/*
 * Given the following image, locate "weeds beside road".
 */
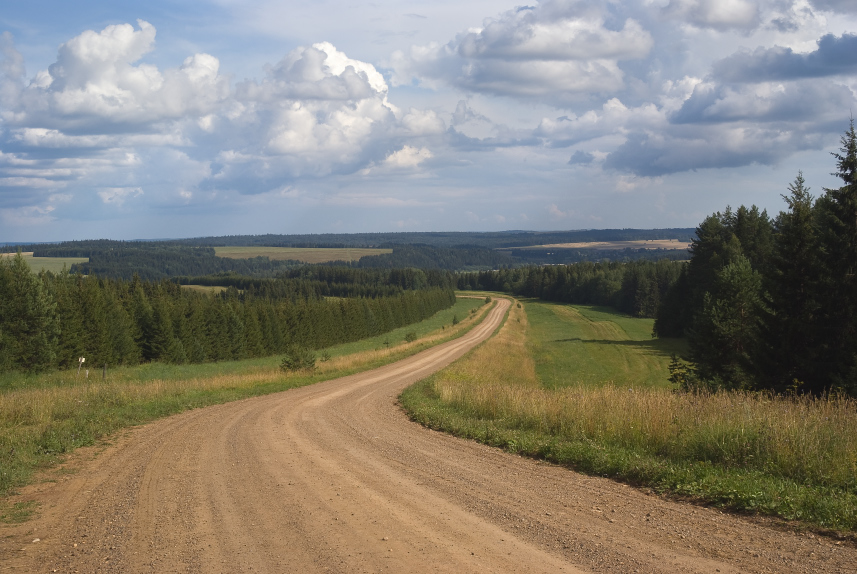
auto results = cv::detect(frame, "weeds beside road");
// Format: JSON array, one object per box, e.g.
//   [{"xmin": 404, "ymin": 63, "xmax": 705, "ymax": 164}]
[
  {"xmin": 0, "ymin": 297, "xmax": 488, "ymax": 519},
  {"xmin": 402, "ymin": 298, "xmax": 857, "ymax": 533}
]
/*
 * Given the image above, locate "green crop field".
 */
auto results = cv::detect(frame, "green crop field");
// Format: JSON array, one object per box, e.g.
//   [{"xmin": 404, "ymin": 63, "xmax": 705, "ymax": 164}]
[
  {"xmin": 0, "ymin": 252, "xmax": 88, "ymax": 274},
  {"xmin": 214, "ymin": 246, "xmax": 392, "ymax": 263}
]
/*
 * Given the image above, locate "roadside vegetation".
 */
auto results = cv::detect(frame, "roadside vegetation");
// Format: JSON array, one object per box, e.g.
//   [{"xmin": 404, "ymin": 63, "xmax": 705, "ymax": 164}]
[
  {"xmin": 0, "ymin": 296, "xmax": 489, "ymax": 519},
  {"xmin": 402, "ymin": 298, "xmax": 857, "ymax": 533}
]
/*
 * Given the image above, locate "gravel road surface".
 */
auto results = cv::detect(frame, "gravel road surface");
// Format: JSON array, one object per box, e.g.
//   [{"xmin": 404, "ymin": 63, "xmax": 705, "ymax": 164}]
[{"xmin": 2, "ymin": 298, "xmax": 855, "ymax": 573}]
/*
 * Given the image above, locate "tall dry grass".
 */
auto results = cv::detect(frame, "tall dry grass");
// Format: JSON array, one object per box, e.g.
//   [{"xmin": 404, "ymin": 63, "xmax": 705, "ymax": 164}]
[
  {"xmin": 0, "ymin": 299, "xmax": 493, "ymax": 503},
  {"xmin": 412, "ymin": 300, "xmax": 857, "ymax": 528}
]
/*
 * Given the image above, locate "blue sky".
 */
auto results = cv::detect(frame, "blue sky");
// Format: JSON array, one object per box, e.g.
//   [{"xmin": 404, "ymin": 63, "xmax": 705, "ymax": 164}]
[{"xmin": 1, "ymin": 0, "xmax": 856, "ymax": 241}]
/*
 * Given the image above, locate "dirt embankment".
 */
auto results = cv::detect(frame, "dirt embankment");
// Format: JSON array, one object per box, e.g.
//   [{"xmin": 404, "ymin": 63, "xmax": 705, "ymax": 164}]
[{"xmin": 2, "ymin": 298, "xmax": 855, "ymax": 573}]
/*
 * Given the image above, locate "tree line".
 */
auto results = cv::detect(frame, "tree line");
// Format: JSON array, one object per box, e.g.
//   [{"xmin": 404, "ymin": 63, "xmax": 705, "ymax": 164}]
[
  {"xmin": 0, "ymin": 255, "xmax": 456, "ymax": 374},
  {"xmin": 657, "ymin": 121, "xmax": 857, "ymax": 396},
  {"xmin": 457, "ymin": 259, "xmax": 683, "ymax": 319}
]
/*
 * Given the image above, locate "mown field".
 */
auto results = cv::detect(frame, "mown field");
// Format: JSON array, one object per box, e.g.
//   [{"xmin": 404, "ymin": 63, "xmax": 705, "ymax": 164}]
[
  {"xmin": 0, "ymin": 252, "xmax": 88, "ymax": 274},
  {"xmin": 0, "ymin": 296, "xmax": 487, "ymax": 521},
  {"xmin": 526, "ymin": 302, "xmax": 685, "ymax": 389},
  {"xmin": 402, "ymin": 298, "xmax": 857, "ymax": 533},
  {"xmin": 213, "ymin": 246, "xmax": 392, "ymax": 263}
]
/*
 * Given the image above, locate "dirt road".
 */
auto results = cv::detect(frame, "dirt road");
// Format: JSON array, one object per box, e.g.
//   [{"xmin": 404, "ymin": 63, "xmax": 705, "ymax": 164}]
[{"xmin": 2, "ymin": 298, "xmax": 855, "ymax": 573}]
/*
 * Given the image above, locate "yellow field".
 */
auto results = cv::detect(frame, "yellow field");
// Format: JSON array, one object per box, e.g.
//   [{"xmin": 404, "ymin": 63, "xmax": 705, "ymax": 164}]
[
  {"xmin": 214, "ymin": 246, "xmax": 392, "ymax": 263},
  {"xmin": 180, "ymin": 285, "xmax": 229, "ymax": 294},
  {"xmin": 510, "ymin": 240, "xmax": 691, "ymax": 251},
  {"xmin": 0, "ymin": 252, "xmax": 88, "ymax": 274}
]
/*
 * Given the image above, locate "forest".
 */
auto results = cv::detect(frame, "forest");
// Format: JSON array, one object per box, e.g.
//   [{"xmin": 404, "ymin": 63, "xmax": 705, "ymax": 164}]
[
  {"xmin": 469, "ymin": 122, "xmax": 857, "ymax": 397},
  {"xmin": 457, "ymin": 259, "xmax": 682, "ymax": 319},
  {"xmin": 2, "ymin": 228, "xmax": 696, "ymax": 279},
  {"xmin": 0, "ymin": 256, "xmax": 456, "ymax": 374}
]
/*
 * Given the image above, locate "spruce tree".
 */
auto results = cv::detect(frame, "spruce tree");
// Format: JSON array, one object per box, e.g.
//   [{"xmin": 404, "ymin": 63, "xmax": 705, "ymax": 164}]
[
  {"xmin": 0, "ymin": 253, "xmax": 60, "ymax": 371},
  {"xmin": 759, "ymin": 172, "xmax": 821, "ymax": 392},
  {"xmin": 814, "ymin": 119, "xmax": 857, "ymax": 392}
]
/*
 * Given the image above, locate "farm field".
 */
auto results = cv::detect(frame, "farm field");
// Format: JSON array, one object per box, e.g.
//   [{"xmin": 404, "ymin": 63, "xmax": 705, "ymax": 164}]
[
  {"xmin": 402, "ymin": 298, "xmax": 857, "ymax": 532},
  {"xmin": 179, "ymin": 284, "xmax": 229, "ymax": 294},
  {"xmin": 213, "ymin": 246, "xmax": 392, "ymax": 263},
  {"xmin": 0, "ymin": 252, "xmax": 88, "ymax": 274},
  {"xmin": 510, "ymin": 239, "xmax": 691, "ymax": 250}
]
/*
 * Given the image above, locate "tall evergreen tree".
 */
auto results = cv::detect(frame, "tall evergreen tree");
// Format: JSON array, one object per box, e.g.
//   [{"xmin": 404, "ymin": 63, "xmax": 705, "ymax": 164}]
[
  {"xmin": 0, "ymin": 254, "xmax": 60, "ymax": 371},
  {"xmin": 688, "ymin": 255, "xmax": 764, "ymax": 390},
  {"xmin": 814, "ymin": 119, "xmax": 857, "ymax": 392},
  {"xmin": 759, "ymin": 172, "xmax": 821, "ymax": 392}
]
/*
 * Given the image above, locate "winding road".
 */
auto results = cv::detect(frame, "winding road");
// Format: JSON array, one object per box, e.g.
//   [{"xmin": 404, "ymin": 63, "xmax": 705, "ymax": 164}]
[{"xmin": 2, "ymin": 298, "xmax": 855, "ymax": 573}]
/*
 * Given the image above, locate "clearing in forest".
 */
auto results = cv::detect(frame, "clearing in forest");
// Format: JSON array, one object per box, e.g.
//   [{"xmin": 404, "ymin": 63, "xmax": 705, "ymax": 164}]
[
  {"xmin": 0, "ymin": 252, "xmax": 88, "ymax": 274},
  {"xmin": 525, "ymin": 301, "xmax": 685, "ymax": 389},
  {"xmin": 214, "ymin": 246, "xmax": 392, "ymax": 263}
]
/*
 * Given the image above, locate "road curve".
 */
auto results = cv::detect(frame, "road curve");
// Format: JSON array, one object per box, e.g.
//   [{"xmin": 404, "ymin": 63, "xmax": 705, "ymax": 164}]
[{"xmin": 3, "ymin": 297, "xmax": 856, "ymax": 573}]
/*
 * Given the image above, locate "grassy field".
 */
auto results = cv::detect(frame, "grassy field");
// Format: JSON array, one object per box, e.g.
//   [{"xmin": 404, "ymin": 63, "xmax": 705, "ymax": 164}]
[
  {"xmin": 509, "ymin": 240, "xmax": 691, "ymax": 251},
  {"xmin": 0, "ymin": 296, "xmax": 486, "ymax": 521},
  {"xmin": 213, "ymin": 246, "xmax": 392, "ymax": 263},
  {"xmin": 402, "ymin": 298, "xmax": 857, "ymax": 533},
  {"xmin": 0, "ymin": 252, "xmax": 88, "ymax": 274},
  {"xmin": 526, "ymin": 302, "xmax": 685, "ymax": 389},
  {"xmin": 180, "ymin": 284, "xmax": 229, "ymax": 294}
]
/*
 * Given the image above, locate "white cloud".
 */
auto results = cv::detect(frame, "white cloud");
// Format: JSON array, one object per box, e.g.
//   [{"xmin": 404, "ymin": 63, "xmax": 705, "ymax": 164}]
[
  {"xmin": 11, "ymin": 21, "xmax": 228, "ymax": 128},
  {"xmin": 391, "ymin": 0, "xmax": 653, "ymax": 101},
  {"xmin": 383, "ymin": 145, "xmax": 433, "ymax": 169}
]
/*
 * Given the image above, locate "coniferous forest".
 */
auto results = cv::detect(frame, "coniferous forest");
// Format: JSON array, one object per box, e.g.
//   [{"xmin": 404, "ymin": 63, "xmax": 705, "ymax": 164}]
[
  {"xmin": 465, "ymin": 122, "xmax": 857, "ymax": 397},
  {"xmin": 0, "ymin": 257, "xmax": 455, "ymax": 374}
]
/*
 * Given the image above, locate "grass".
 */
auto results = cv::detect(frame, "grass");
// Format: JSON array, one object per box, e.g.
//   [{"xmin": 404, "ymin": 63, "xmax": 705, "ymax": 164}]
[
  {"xmin": 0, "ymin": 297, "xmax": 487, "ymax": 518},
  {"xmin": 213, "ymin": 246, "xmax": 392, "ymax": 263},
  {"xmin": 526, "ymin": 301, "xmax": 685, "ymax": 389},
  {"xmin": 401, "ymin": 298, "xmax": 857, "ymax": 533},
  {"xmin": 509, "ymin": 240, "xmax": 691, "ymax": 251},
  {"xmin": 0, "ymin": 252, "xmax": 88, "ymax": 274}
]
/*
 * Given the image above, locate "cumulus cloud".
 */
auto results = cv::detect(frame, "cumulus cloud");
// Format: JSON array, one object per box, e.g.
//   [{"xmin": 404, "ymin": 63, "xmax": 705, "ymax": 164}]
[
  {"xmin": 604, "ymin": 124, "xmax": 826, "ymax": 176},
  {"xmin": 391, "ymin": 0, "xmax": 653, "ymax": 101},
  {"xmin": 663, "ymin": 0, "xmax": 760, "ymax": 31},
  {"xmin": 224, "ymin": 42, "xmax": 405, "ymax": 179},
  {"xmin": 712, "ymin": 33, "xmax": 857, "ymax": 82},
  {"xmin": 672, "ymin": 78, "xmax": 855, "ymax": 124},
  {"xmin": 383, "ymin": 145, "xmax": 433, "ymax": 169},
  {"xmin": 9, "ymin": 20, "xmax": 228, "ymax": 130}
]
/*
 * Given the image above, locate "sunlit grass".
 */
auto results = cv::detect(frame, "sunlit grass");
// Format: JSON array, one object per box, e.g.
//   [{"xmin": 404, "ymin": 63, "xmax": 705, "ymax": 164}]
[
  {"xmin": 213, "ymin": 246, "xmax": 391, "ymax": 263},
  {"xmin": 0, "ymin": 297, "xmax": 488, "ymax": 509},
  {"xmin": 402, "ymin": 298, "xmax": 857, "ymax": 531}
]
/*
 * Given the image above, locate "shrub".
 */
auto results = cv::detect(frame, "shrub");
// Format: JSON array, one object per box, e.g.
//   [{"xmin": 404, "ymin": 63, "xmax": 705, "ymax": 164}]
[
  {"xmin": 404, "ymin": 332, "xmax": 418, "ymax": 343},
  {"xmin": 280, "ymin": 345, "xmax": 316, "ymax": 372}
]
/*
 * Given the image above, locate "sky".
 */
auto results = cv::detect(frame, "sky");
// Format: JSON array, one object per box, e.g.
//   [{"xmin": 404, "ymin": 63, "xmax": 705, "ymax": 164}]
[{"xmin": 1, "ymin": 0, "xmax": 856, "ymax": 242}]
